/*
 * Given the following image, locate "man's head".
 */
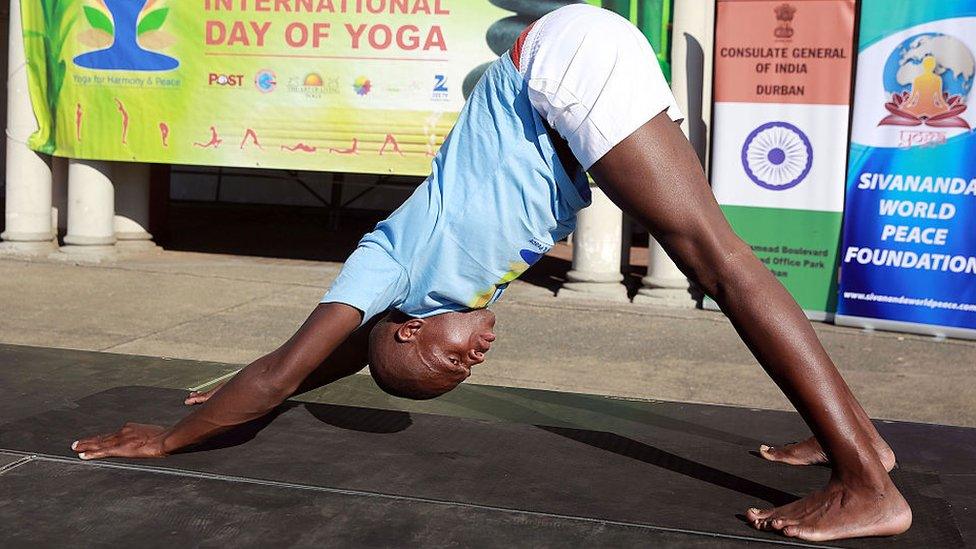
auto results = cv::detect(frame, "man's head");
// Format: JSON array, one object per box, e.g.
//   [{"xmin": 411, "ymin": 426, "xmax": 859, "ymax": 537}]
[{"xmin": 368, "ymin": 309, "xmax": 496, "ymax": 400}]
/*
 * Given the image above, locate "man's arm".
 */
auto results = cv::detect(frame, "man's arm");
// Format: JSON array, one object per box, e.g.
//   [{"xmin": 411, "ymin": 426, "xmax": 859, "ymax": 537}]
[{"xmin": 71, "ymin": 302, "xmax": 364, "ymax": 460}]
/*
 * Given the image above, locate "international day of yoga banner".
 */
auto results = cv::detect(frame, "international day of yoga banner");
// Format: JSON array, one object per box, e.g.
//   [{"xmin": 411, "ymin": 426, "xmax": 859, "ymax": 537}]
[
  {"xmin": 836, "ymin": 1, "xmax": 976, "ymax": 339},
  {"xmin": 21, "ymin": 0, "xmax": 589, "ymax": 176},
  {"xmin": 708, "ymin": 0, "xmax": 855, "ymax": 319}
]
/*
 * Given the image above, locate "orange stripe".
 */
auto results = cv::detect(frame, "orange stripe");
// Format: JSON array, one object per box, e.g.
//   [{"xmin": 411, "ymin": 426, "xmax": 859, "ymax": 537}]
[{"xmin": 713, "ymin": 0, "xmax": 855, "ymax": 105}]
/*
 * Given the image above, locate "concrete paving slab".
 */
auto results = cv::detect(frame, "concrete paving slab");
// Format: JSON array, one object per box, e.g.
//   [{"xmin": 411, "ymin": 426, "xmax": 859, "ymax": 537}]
[
  {"xmin": 104, "ymin": 285, "xmax": 324, "ymax": 363},
  {"xmin": 0, "ymin": 259, "xmax": 282, "ymax": 352},
  {"xmin": 484, "ymin": 301, "xmax": 976, "ymax": 426},
  {"xmin": 103, "ymin": 251, "xmax": 341, "ymax": 287}
]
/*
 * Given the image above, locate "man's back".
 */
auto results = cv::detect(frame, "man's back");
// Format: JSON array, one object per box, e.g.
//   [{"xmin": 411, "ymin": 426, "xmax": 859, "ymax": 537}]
[{"xmin": 324, "ymin": 54, "xmax": 589, "ymax": 323}]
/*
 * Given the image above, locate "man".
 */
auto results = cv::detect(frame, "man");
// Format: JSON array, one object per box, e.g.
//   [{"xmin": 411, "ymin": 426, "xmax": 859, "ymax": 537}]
[{"xmin": 72, "ymin": 5, "xmax": 910, "ymax": 542}]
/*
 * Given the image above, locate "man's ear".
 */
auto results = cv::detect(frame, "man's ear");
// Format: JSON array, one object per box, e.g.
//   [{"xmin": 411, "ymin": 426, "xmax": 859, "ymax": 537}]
[{"xmin": 395, "ymin": 318, "xmax": 424, "ymax": 342}]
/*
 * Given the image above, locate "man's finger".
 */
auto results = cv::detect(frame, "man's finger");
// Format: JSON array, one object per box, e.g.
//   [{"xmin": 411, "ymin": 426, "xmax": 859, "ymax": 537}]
[
  {"xmin": 77, "ymin": 437, "xmax": 136, "ymax": 460},
  {"xmin": 72, "ymin": 434, "xmax": 103, "ymax": 449},
  {"xmin": 77, "ymin": 446, "xmax": 117, "ymax": 460},
  {"xmin": 72, "ymin": 434, "xmax": 110, "ymax": 452},
  {"xmin": 73, "ymin": 432, "xmax": 122, "ymax": 453}
]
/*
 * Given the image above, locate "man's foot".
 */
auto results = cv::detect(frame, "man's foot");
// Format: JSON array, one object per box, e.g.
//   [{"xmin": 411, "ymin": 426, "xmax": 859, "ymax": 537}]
[
  {"xmin": 184, "ymin": 382, "xmax": 225, "ymax": 405},
  {"xmin": 759, "ymin": 436, "xmax": 896, "ymax": 472},
  {"xmin": 746, "ymin": 476, "xmax": 912, "ymax": 541}
]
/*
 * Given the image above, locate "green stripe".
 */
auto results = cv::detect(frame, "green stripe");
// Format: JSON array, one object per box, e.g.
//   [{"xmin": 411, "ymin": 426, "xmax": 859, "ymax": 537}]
[{"xmin": 720, "ymin": 205, "xmax": 843, "ymax": 313}]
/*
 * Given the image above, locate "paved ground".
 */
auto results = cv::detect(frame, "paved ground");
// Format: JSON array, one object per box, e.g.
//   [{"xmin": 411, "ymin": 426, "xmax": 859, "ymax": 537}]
[
  {"xmin": 1, "ymin": 250, "xmax": 974, "ymax": 428},
  {"xmin": 3, "ymin": 346, "xmax": 971, "ymax": 547}
]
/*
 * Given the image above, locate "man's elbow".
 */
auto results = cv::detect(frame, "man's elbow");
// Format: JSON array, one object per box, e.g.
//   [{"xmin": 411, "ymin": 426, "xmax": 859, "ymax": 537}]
[{"xmin": 250, "ymin": 352, "xmax": 305, "ymax": 404}]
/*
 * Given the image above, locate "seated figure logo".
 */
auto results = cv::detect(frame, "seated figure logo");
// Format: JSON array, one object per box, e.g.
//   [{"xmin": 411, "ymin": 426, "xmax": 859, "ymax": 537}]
[
  {"xmin": 74, "ymin": 0, "xmax": 178, "ymax": 71},
  {"xmin": 879, "ymin": 33, "xmax": 973, "ymax": 129}
]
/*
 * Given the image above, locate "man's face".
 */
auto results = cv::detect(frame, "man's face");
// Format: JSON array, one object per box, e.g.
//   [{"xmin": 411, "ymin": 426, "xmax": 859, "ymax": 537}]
[{"xmin": 415, "ymin": 308, "xmax": 497, "ymax": 388}]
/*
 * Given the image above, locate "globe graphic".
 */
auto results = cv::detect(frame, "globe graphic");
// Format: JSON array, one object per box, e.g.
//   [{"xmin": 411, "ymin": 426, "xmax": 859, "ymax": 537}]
[
  {"xmin": 882, "ymin": 33, "xmax": 974, "ymax": 99},
  {"xmin": 740, "ymin": 121, "xmax": 813, "ymax": 191}
]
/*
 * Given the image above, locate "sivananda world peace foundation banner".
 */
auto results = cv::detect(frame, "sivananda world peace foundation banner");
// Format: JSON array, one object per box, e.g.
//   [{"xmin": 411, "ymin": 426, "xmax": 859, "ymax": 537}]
[
  {"xmin": 20, "ymin": 0, "xmax": 592, "ymax": 176},
  {"xmin": 708, "ymin": 0, "xmax": 855, "ymax": 319},
  {"xmin": 836, "ymin": 1, "xmax": 976, "ymax": 339}
]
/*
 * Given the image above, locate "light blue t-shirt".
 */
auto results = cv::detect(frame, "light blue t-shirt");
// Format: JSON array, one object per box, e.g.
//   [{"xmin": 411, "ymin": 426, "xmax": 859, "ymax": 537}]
[{"xmin": 322, "ymin": 54, "xmax": 591, "ymax": 324}]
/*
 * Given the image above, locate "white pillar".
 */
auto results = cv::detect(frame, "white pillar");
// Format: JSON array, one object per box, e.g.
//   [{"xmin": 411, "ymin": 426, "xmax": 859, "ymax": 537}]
[
  {"xmin": 0, "ymin": 0, "xmax": 55, "ymax": 254},
  {"xmin": 671, "ymin": 0, "xmax": 716, "ymax": 168},
  {"xmin": 61, "ymin": 159, "xmax": 116, "ymax": 256},
  {"xmin": 114, "ymin": 162, "xmax": 157, "ymax": 251},
  {"xmin": 557, "ymin": 186, "xmax": 628, "ymax": 301},
  {"xmin": 634, "ymin": 0, "xmax": 715, "ymax": 308}
]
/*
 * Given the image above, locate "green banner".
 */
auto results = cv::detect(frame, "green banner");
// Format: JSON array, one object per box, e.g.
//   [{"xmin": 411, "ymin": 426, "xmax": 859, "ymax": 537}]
[
  {"xmin": 22, "ymin": 1, "xmax": 670, "ymax": 175},
  {"xmin": 722, "ymin": 205, "xmax": 842, "ymax": 313},
  {"xmin": 22, "ymin": 0, "xmax": 527, "ymax": 176},
  {"xmin": 601, "ymin": 0, "xmax": 672, "ymax": 80}
]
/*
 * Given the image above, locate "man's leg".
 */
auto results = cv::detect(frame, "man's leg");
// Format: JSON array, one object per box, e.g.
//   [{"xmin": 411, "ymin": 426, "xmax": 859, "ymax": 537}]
[{"xmin": 586, "ymin": 111, "xmax": 911, "ymax": 541}]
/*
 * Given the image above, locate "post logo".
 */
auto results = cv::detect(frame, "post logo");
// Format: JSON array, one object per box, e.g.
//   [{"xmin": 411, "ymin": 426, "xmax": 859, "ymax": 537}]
[
  {"xmin": 74, "ymin": 0, "xmax": 178, "ymax": 71},
  {"xmin": 879, "ymin": 33, "xmax": 973, "ymax": 130},
  {"xmin": 209, "ymin": 73, "xmax": 244, "ymax": 87},
  {"xmin": 255, "ymin": 69, "xmax": 277, "ymax": 93},
  {"xmin": 741, "ymin": 121, "xmax": 813, "ymax": 191}
]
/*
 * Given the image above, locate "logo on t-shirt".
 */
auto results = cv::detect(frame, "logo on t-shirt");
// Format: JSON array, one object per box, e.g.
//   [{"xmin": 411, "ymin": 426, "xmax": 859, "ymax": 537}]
[
  {"xmin": 520, "ymin": 238, "xmax": 551, "ymax": 265},
  {"xmin": 519, "ymin": 249, "xmax": 542, "ymax": 265}
]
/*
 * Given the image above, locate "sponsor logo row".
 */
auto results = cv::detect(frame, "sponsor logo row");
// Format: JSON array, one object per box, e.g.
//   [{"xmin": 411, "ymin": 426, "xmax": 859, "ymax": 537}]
[{"xmin": 208, "ymin": 71, "xmax": 452, "ymax": 102}]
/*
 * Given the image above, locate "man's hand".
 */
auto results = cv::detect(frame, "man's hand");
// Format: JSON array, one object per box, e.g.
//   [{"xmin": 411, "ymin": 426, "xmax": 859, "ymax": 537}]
[
  {"xmin": 71, "ymin": 423, "xmax": 170, "ymax": 460},
  {"xmin": 69, "ymin": 303, "xmax": 365, "ymax": 461}
]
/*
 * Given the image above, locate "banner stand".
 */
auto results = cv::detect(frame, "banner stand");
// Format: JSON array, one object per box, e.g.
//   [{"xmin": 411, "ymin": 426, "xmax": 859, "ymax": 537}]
[
  {"xmin": 836, "ymin": 0, "xmax": 976, "ymax": 340},
  {"xmin": 836, "ymin": 315, "xmax": 973, "ymax": 340},
  {"xmin": 707, "ymin": 0, "xmax": 857, "ymax": 320}
]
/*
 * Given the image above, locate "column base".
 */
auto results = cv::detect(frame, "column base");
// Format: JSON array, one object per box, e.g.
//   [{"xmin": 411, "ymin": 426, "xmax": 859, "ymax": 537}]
[
  {"xmin": 1, "ymin": 229, "xmax": 56, "ymax": 242},
  {"xmin": 63, "ymin": 233, "xmax": 117, "ymax": 246},
  {"xmin": 565, "ymin": 269, "xmax": 625, "ymax": 284},
  {"xmin": 115, "ymin": 238, "xmax": 161, "ymax": 254},
  {"xmin": 58, "ymin": 244, "xmax": 118, "ymax": 261},
  {"xmin": 639, "ymin": 275, "xmax": 689, "ymax": 290},
  {"xmin": 0, "ymin": 239, "xmax": 59, "ymax": 256},
  {"xmin": 633, "ymin": 287, "xmax": 697, "ymax": 308},
  {"xmin": 116, "ymin": 230, "xmax": 153, "ymax": 241},
  {"xmin": 556, "ymin": 281, "xmax": 630, "ymax": 302}
]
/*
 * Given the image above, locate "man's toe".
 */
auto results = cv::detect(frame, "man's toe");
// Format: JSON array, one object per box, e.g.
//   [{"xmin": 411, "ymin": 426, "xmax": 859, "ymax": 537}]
[
  {"xmin": 747, "ymin": 507, "xmax": 773, "ymax": 521},
  {"xmin": 781, "ymin": 525, "xmax": 810, "ymax": 539},
  {"xmin": 771, "ymin": 517, "xmax": 800, "ymax": 531}
]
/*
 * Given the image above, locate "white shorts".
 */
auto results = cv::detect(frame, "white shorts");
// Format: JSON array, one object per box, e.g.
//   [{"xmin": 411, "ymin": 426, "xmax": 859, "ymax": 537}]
[{"xmin": 511, "ymin": 4, "xmax": 683, "ymax": 170}]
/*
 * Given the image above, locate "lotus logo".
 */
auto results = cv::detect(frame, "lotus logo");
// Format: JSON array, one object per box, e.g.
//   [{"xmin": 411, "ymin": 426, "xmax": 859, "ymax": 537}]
[{"xmin": 74, "ymin": 0, "xmax": 179, "ymax": 71}]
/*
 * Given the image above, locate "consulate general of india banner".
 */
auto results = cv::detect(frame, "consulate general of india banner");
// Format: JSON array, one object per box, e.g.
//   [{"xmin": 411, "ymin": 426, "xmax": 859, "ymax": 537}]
[
  {"xmin": 20, "ymin": 0, "xmax": 565, "ymax": 176},
  {"xmin": 708, "ymin": 0, "xmax": 855, "ymax": 319},
  {"xmin": 836, "ymin": 1, "xmax": 976, "ymax": 339}
]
